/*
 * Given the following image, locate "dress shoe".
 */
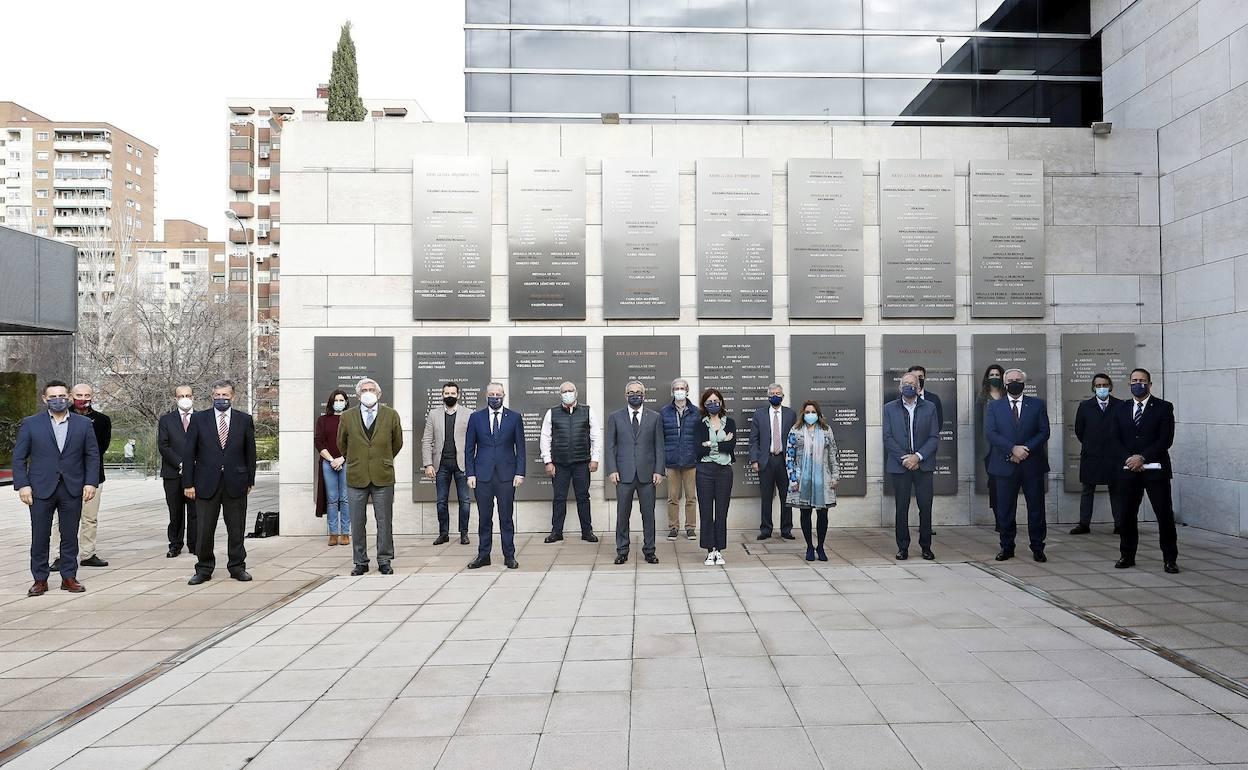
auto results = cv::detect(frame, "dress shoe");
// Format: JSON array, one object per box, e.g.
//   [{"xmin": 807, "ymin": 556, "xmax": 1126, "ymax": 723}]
[
  {"xmin": 1069, "ymin": 524, "xmax": 1091, "ymax": 535},
  {"xmin": 1114, "ymin": 558, "xmax": 1135, "ymax": 569},
  {"xmin": 379, "ymin": 563, "xmax": 393, "ymax": 575},
  {"xmin": 80, "ymin": 555, "xmax": 108, "ymax": 567},
  {"xmin": 614, "ymin": 554, "xmax": 628, "ymax": 565},
  {"xmin": 231, "ymin": 570, "xmax": 253, "ymax": 582},
  {"xmin": 582, "ymin": 533, "xmax": 599, "ymax": 543},
  {"xmin": 188, "ymin": 573, "xmax": 211, "ymax": 585},
  {"xmin": 757, "ymin": 532, "xmax": 771, "ymax": 540},
  {"xmin": 544, "ymin": 533, "xmax": 563, "ymax": 544},
  {"xmin": 1164, "ymin": 561, "xmax": 1180, "ymax": 574},
  {"xmin": 645, "ymin": 554, "xmax": 659, "ymax": 564},
  {"xmin": 816, "ymin": 547, "xmax": 828, "ymax": 562},
  {"xmin": 780, "ymin": 532, "xmax": 796, "ymax": 540},
  {"xmin": 329, "ymin": 535, "xmax": 339, "ymax": 546},
  {"xmin": 895, "ymin": 550, "xmax": 908, "ymax": 560},
  {"xmin": 468, "ymin": 555, "xmax": 492, "ymax": 569},
  {"xmin": 995, "ymin": 550, "xmax": 1014, "ymax": 561},
  {"xmin": 27, "ymin": 580, "xmax": 48, "ymax": 597},
  {"xmin": 459, "ymin": 533, "xmax": 470, "ymax": 545},
  {"xmin": 1033, "ymin": 552, "xmax": 1048, "ymax": 563},
  {"xmin": 433, "ymin": 533, "xmax": 450, "ymax": 545},
  {"xmin": 339, "ymin": 535, "xmax": 350, "ymax": 545},
  {"xmin": 59, "ymin": 578, "xmax": 85, "ymax": 593},
  {"xmin": 166, "ymin": 548, "xmax": 180, "ymax": 558},
  {"xmin": 921, "ymin": 549, "xmax": 935, "ymax": 561},
  {"xmin": 805, "ymin": 547, "xmax": 816, "ymax": 561},
  {"xmin": 505, "ymin": 557, "xmax": 519, "ymax": 569},
  {"xmin": 350, "ymin": 565, "xmax": 369, "ymax": 576}
]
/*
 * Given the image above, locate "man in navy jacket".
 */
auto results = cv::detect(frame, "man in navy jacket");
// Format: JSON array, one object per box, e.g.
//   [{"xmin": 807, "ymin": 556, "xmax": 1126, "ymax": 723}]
[
  {"xmin": 985, "ymin": 368, "xmax": 1051, "ymax": 562},
  {"xmin": 659, "ymin": 378, "xmax": 701, "ymax": 541},
  {"xmin": 465, "ymin": 382, "xmax": 526, "ymax": 570}
]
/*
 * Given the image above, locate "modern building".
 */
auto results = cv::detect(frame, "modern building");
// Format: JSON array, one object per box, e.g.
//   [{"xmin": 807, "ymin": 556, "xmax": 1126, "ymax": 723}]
[
  {"xmin": 131, "ymin": 219, "xmax": 227, "ymax": 310},
  {"xmin": 225, "ymin": 86, "xmax": 431, "ymax": 417},
  {"xmin": 465, "ymin": 0, "xmax": 1103, "ymax": 125}
]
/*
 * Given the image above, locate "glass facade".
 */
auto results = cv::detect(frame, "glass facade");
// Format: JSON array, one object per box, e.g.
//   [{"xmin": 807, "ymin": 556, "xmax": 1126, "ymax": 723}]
[{"xmin": 465, "ymin": 0, "xmax": 1102, "ymax": 125}]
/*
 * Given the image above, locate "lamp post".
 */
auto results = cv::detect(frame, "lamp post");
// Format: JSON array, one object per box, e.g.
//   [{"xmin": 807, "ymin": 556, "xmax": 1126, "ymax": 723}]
[{"xmin": 224, "ymin": 208, "xmax": 255, "ymax": 413}]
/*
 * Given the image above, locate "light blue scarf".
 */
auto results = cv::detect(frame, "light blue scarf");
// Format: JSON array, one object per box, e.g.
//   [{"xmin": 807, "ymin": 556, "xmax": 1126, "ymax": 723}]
[{"xmin": 798, "ymin": 426, "xmax": 826, "ymax": 508}]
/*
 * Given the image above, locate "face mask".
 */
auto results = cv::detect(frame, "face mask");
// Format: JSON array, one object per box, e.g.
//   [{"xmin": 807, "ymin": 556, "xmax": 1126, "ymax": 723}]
[
  {"xmin": 487, "ymin": 396, "xmax": 503, "ymax": 410},
  {"xmin": 627, "ymin": 394, "xmax": 644, "ymax": 408},
  {"xmin": 901, "ymin": 385, "xmax": 917, "ymax": 399},
  {"xmin": 1130, "ymin": 382, "xmax": 1149, "ymax": 398},
  {"xmin": 46, "ymin": 397, "xmax": 69, "ymax": 413},
  {"xmin": 769, "ymin": 395, "xmax": 783, "ymax": 407},
  {"xmin": 916, "ymin": 376, "xmax": 925, "ymax": 390},
  {"xmin": 333, "ymin": 400, "xmax": 347, "ymax": 413},
  {"xmin": 443, "ymin": 396, "xmax": 458, "ymax": 408},
  {"xmin": 73, "ymin": 399, "xmax": 91, "ymax": 410},
  {"xmin": 803, "ymin": 413, "xmax": 819, "ymax": 425},
  {"xmin": 672, "ymin": 389, "xmax": 687, "ymax": 401},
  {"xmin": 213, "ymin": 398, "xmax": 231, "ymax": 411},
  {"xmin": 359, "ymin": 392, "xmax": 379, "ymax": 407},
  {"xmin": 988, "ymin": 377, "xmax": 1003, "ymax": 389},
  {"xmin": 177, "ymin": 397, "xmax": 193, "ymax": 411},
  {"xmin": 560, "ymin": 392, "xmax": 577, "ymax": 405},
  {"xmin": 1005, "ymin": 381, "xmax": 1026, "ymax": 397},
  {"xmin": 705, "ymin": 401, "xmax": 721, "ymax": 415},
  {"xmin": 1094, "ymin": 386, "xmax": 1110, "ymax": 400}
]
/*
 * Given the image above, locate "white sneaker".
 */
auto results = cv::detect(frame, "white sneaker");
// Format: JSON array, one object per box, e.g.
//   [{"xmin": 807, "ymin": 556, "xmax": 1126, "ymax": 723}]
[
  {"xmin": 704, "ymin": 552, "xmax": 716, "ymax": 566},
  {"xmin": 713, "ymin": 550, "xmax": 725, "ymax": 566}
]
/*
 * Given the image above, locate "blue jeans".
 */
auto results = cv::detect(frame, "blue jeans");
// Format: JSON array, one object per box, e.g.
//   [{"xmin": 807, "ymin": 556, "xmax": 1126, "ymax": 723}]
[
  {"xmin": 321, "ymin": 460, "xmax": 349, "ymax": 534},
  {"xmin": 436, "ymin": 459, "xmax": 471, "ymax": 535}
]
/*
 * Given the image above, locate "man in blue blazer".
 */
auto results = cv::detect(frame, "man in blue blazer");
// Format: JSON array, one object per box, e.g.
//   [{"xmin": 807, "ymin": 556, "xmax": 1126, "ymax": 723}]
[
  {"xmin": 883, "ymin": 372, "xmax": 941, "ymax": 561},
  {"xmin": 464, "ymin": 382, "xmax": 526, "ymax": 570},
  {"xmin": 985, "ymin": 368, "xmax": 1051, "ymax": 562},
  {"xmin": 11, "ymin": 380, "xmax": 100, "ymax": 596},
  {"xmin": 749, "ymin": 383, "xmax": 797, "ymax": 540}
]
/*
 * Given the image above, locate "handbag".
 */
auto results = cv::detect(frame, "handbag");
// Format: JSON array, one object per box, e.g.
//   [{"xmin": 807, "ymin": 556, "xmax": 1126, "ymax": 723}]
[{"xmin": 247, "ymin": 510, "xmax": 280, "ymax": 538}]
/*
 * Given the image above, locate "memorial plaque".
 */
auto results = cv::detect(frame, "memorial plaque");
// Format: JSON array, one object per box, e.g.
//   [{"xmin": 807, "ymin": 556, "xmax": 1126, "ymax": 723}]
[
  {"xmin": 1061, "ymin": 333, "xmax": 1134, "ymax": 493},
  {"xmin": 602, "ymin": 160, "xmax": 680, "ymax": 319},
  {"xmin": 698, "ymin": 335, "xmax": 775, "ymax": 497},
  {"xmin": 879, "ymin": 160, "xmax": 956, "ymax": 318},
  {"xmin": 412, "ymin": 157, "xmax": 492, "ymax": 320},
  {"xmin": 312, "ymin": 337, "xmax": 394, "ymax": 419},
  {"xmin": 510, "ymin": 336, "xmax": 587, "ymax": 501},
  {"xmin": 602, "ymin": 336, "xmax": 682, "ymax": 500},
  {"xmin": 971, "ymin": 334, "xmax": 1048, "ymax": 493},
  {"xmin": 790, "ymin": 335, "xmax": 867, "ymax": 496},
  {"xmin": 971, "ymin": 160, "xmax": 1045, "ymax": 318},
  {"xmin": 411, "ymin": 337, "xmax": 492, "ymax": 502},
  {"xmin": 508, "ymin": 159, "xmax": 587, "ymax": 320},
  {"xmin": 696, "ymin": 159, "xmax": 774, "ymax": 319},
  {"xmin": 882, "ymin": 335, "xmax": 958, "ymax": 494},
  {"xmin": 788, "ymin": 159, "xmax": 865, "ymax": 319}
]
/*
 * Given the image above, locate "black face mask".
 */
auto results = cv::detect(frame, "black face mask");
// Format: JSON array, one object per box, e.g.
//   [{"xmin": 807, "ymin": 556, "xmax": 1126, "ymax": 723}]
[
  {"xmin": 443, "ymin": 396, "xmax": 458, "ymax": 408},
  {"xmin": 1005, "ymin": 381, "xmax": 1026, "ymax": 397},
  {"xmin": 987, "ymin": 377, "xmax": 1003, "ymax": 389}
]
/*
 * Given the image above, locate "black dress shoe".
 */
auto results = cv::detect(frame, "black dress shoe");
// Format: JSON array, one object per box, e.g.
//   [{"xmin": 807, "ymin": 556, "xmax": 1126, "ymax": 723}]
[
  {"xmin": 188, "ymin": 573, "xmax": 211, "ymax": 585},
  {"xmin": 544, "ymin": 533, "xmax": 563, "ymax": 544},
  {"xmin": 231, "ymin": 570, "xmax": 253, "ymax": 582},
  {"xmin": 780, "ymin": 532, "xmax": 796, "ymax": 540},
  {"xmin": 504, "ymin": 557, "xmax": 519, "ymax": 569},
  {"xmin": 614, "ymin": 554, "xmax": 628, "ymax": 565},
  {"xmin": 1033, "ymin": 552, "xmax": 1048, "ymax": 563},
  {"xmin": 80, "ymin": 555, "xmax": 108, "ymax": 567},
  {"xmin": 459, "ymin": 533, "xmax": 470, "ymax": 545},
  {"xmin": 166, "ymin": 549, "xmax": 180, "ymax": 558},
  {"xmin": 645, "ymin": 554, "xmax": 659, "ymax": 564},
  {"xmin": 468, "ymin": 555, "xmax": 492, "ymax": 569},
  {"xmin": 757, "ymin": 532, "xmax": 772, "ymax": 540},
  {"xmin": 1114, "ymin": 558, "xmax": 1135, "ymax": 569},
  {"xmin": 895, "ymin": 550, "xmax": 908, "ymax": 560},
  {"xmin": 351, "ymin": 565, "xmax": 369, "ymax": 576},
  {"xmin": 1164, "ymin": 561, "xmax": 1180, "ymax": 574},
  {"xmin": 433, "ymin": 533, "xmax": 450, "ymax": 545},
  {"xmin": 995, "ymin": 550, "xmax": 1014, "ymax": 561},
  {"xmin": 921, "ymin": 549, "xmax": 935, "ymax": 561},
  {"xmin": 582, "ymin": 533, "xmax": 599, "ymax": 543},
  {"xmin": 379, "ymin": 563, "xmax": 394, "ymax": 575},
  {"xmin": 1069, "ymin": 524, "xmax": 1091, "ymax": 535}
]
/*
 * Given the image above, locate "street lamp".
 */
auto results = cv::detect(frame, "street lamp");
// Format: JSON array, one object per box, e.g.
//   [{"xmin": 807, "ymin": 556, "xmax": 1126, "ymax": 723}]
[{"xmin": 224, "ymin": 208, "xmax": 255, "ymax": 413}]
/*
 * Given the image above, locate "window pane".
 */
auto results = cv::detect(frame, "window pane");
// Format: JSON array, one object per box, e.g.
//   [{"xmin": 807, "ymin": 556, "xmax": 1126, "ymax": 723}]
[
  {"xmin": 512, "ymin": 74, "xmax": 629, "ymax": 113},
  {"xmin": 1039, "ymin": 82, "xmax": 1101, "ymax": 126},
  {"xmin": 467, "ymin": 30, "xmax": 510, "ymax": 68},
  {"xmin": 631, "ymin": 76, "xmax": 747, "ymax": 114},
  {"xmin": 864, "ymin": 0, "xmax": 977, "ymax": 30},
  {"xmin": 630, "ymin": 0, "xmax": 747, "ymax": 27},
  {"xmin": 1039, "ymin": 0, "xmax": 1091, "ymax": 33},
  {"xmin": 512, "ymin": 0, "xmax": 629, "ymax": 24},
  {"xmin": 467, "ymin": 74, "xmax": 511, "ymax": 112},
  {"xmin": 977, "ymin": 38, "xmax": 1036, "ymax": 74},
  {"xmin": 748, "ymin": 78, "xmax": 864, "ymax": 116},
  {"xmin": 977, "ymin": 80, "xmax": 1036, "ymax": 117},
  {"xmin": 1037, "ymin": 38, "xmax": 1100, "ymax": 76},
  {"xmin": 630, "ymin": 33, "xmax": 746, "ymax": 71},
  {"xmin": 467, "ymin": 0, "xmax": 509, "ymax": 23},
  {"xmin": 866, "ymin": 37, "xmax": 973, "ymax": 74},
  {"xmin": 513, "ymin": 30, "xmax": 629, "ymax": 69},
  {"xmin": 748, "ymin": 34, "xmax": 863, "ymax": 72},
  {"xmin": 866, "ymin": 78, "xmax": 974, "ymax": 116},
  {"xmin": 747, "ymin": 0, "xmax": 862, "ymax": 28},
  {"xmin": 976, "ymin": 0, "xmax": 1037, "ymax": 32}
]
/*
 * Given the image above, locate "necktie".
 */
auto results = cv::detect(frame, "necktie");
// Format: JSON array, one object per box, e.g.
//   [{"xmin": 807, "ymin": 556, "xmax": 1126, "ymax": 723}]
[
  {"xmin": 1012, "ymin": 399, "xmax": 1021, "ymax": 424},
  {"xmin": 632, "ymin": 410, "xmax": 640, "ymax": 436},
  {"xmin": 906, "ymin": 408, "xmax": 914, "ymax": 454},
  {"xmin": 492, "ymin": 411, "xmax": 500, "ymax": 436},
  {"xmin": 1099, "ymin": 401, "xmax": 1106, "ymax": 412},
  {"xmin": 365, "ymin": 408, "xmax": 375, "ymax": 430},
  {"xmin": 1134, "ymin": 402, "xmax": 1143, "ymax": 426},
  {"xmin": 181, "ymin": 412, "xmax": 190, "ymax": 431},
  {"xmin": 772, "ymin": 410, "xmax": 781, "ymax": 453},
  {"xmin": 218, "ymin": 412, "xmax": 228, "ymax": 449}
]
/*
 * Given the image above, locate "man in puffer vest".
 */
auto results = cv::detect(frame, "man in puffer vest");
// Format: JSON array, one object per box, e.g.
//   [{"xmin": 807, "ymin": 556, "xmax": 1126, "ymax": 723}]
[{"xmin": 540, "ymin": 381, "xmax": 602, "ymax": 543}]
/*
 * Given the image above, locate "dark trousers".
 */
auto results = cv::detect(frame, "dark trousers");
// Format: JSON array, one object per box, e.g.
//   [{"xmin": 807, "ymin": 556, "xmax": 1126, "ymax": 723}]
[
  {"xmin": 800, "ymin": 507, "xmax": 828, "ymax": 550},
  {"xmin": 984, "ymin": 456, "xmax": 998, "ymax": 514},
  {"xmin": 615, "ymin": 479, "xmax": 657, "ymax": 556},
  {"xmin": 551, "ymin": 461, "xmax": 593, "ymax": 535},
  {"xmin": 995, "ymin": 473, "xmax": 1047, "ymax": 554},
  {"xmin": 892, "ymin": 470, "xmax": 933, "ymax": 552},
  {"xmin": 164, "ymin": 476, "xmax": 197, "ymax": 552},
  {"xmin": 476, "ymin": 477, "xmax": 516, "ymax": 559},
  {"xmin": 758, "ymin": 453, "xmax": 793, "ymax": 535},
  {"xmin": 696, "ymin": 463, "xmax": 732, "ymax": 551},
  {"xmin": 30, "ymin": 480, "xmax": 81, "ymax": 581},
  {"xmin": 195, "ymin": 486, "xmax": 248, "ymax": 577},
  {"xmin": 1119, "ymin": 476, "xmax": 1178, "ymax": 562},
  {"xmin": 1079, "ymin": 481, "xmax": 1122, "ymax": 527},
  {"xmin": 436, "ymin": 459, "xmax": 471, "ymax": 535}
]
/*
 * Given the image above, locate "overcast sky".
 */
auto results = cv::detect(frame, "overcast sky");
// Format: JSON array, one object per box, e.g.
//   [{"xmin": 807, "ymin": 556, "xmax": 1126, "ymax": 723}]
[{"xmin": 1, "ymin": 1, "xmax": 465, "ymax": 240}]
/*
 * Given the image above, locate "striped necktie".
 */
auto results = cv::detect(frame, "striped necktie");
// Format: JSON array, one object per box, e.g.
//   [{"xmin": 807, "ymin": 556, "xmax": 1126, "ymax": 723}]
[
  {"xmin": 1134, "ymin": 402, "xmax": 1143, "ymax": 426},
  {"xmin": 218, "ymin": 412, "xmax": 229, "ymax": 449}
]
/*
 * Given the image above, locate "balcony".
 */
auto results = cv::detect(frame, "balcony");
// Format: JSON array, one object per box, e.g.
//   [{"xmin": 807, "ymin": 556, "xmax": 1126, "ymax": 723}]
[
  {"xmin": 53, "ymin": 137, "xmax": 111, "ymax": 153},
  {"xmin": 53, "ymin": 176, "xmax": 112, "ymax": 190},
  {"xmin": 269, "ymin": 227, "xmax": 280, "ymax": 244},
  {"xmin": 54, "ymin": 196, "xmax": 111, "ymax": 209},
  {"xmin": 228, "ymin": 227, "xmax": 255, "ymax": 244},
  {"xmin": 229, "ymin": 174, "xmax": 254, "ymax": 192},
  {"xmin": 56, "ymin": 156, "xmax": 111, "ymax": 170},
  {"xmin": 54, "ymin": 213, "xmax": 111, "ymax": 228},
  {"xmin": 229, "ymin": 201, "xmax": 254, "ymax": 219}
]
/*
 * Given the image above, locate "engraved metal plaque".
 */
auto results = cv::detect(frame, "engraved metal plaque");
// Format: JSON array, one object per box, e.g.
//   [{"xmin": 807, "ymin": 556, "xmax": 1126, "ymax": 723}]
[
  {"xmin": 411, "ymin": 337, "xmax": 492, "ymax": 502},
  {"xmin": 696, "ymin": 159, "xmax": 774, "ymax": 319},
  {"xmin": 1060, "ymin": 333, "xmax": 1134, "ymax": 493},
  {"xmin": 882, "ymin": 334, "xmax": 958, "ymax": 495},
  {"xmin": 602, "ymin": 160, "xmax": 680, "ymax": 319},
  {"xmin": 788, "ymin": 159, "xmax": 865, "ymax": 319},
  {"xmin": 602, "ymin": 335, "xmax": 682, "ymax": 500},
  {"xmin": 971, "ymin": 160, "xmax": 1045, "ymax": 318},
  {"xmin": 879, "ymin": 160, "xmax": 956, "ymax": 318},
  {"xmin": 508, "ymin": 159, "xmax": 587, "ymax": 320},
  {"xmin": 510, "ymin": 336, "xmax": 587, "ymax": 500},
  {"xmin": 971, "ymin": 334, "xmax": 1048, "ymax": 493},
  {"xmin": 312, "ymin": 336, "xmax": 394, "ymax": 419},
  {"xmin": 412, "ymin": 157, "xmax": 492, "ymax": 320},
  {"xmin": 698, "ymin": 335, "xmax": 776, "ymax": 496},
  {"xmin": 789, "ymin": 335, "xmax": 867, "ymax": 496}
]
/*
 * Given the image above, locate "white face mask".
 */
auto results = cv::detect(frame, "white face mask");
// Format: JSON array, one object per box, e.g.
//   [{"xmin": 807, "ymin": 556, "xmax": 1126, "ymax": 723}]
[
  {"xmin": 176, "ymin": 397, "xmax": 193, "ymax": 411},
  {"xmin": 333, "ymin": 400, "xmax": 347, "ymax": 412},
  {"xmin": 560, "ymin": 392, "xmax": 577, "ymax": 405},
  {"xmin": 672, "ymin": 389, "xmax": 687, "ymax": 401},
  {"xmin": 359, "ymin": 392, "xmax": 379, "ymax": 407}
]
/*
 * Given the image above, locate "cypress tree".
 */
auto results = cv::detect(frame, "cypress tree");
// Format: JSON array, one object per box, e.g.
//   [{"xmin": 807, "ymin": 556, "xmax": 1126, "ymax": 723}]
[{"xmin": 327, "ymin": 21, "xmax": 366, "ymax": 121}]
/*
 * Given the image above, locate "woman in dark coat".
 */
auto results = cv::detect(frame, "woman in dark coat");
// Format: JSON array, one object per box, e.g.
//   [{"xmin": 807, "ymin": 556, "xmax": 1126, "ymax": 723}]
[
  {"xmin": 315, "ymin": 389, "xmax": 350, "ymax": 545},
  {"xmin": 976, "ymin": 364, "xmax": 1005, "ymax": 530}
]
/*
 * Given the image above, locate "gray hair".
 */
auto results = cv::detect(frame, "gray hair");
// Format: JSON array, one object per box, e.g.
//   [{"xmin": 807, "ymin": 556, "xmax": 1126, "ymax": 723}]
[
  {"xmin": 355, "ymin": 377, "xmax": 381, "ymax": 393},
  {"xmin": 210, "ymin": 378, "xmax": 235, "ymax": 393},
  {"xmin": 767, "ymin": 382, "xmax": 783, "ymax": 392},
  {"xmin": 486, "ymin": 381, "xmax": 505, "ymax": 393},
  {"xmin": 671, "ymin": 378, "xmax": 689, "ymax": 391},
  {"xmin": 625, "ymin": 380, "xmax": 645, "ymax": 393},
  {"xmin": 1003, "ymin": 368, "xmax": 1026, "ymax": 380}
]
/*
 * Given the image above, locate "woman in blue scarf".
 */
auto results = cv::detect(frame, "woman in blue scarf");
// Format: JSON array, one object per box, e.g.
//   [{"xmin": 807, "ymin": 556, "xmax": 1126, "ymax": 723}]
[{"xmin": 785, "ymin": 401, "xmax": 840, "ymax": 561}]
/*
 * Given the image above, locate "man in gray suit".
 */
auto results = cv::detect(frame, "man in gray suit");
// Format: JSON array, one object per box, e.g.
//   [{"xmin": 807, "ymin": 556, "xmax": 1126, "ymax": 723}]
[
  {"xmin": 606, "ymin": 381, "xmax": 666, "ymax": 565},
  {"xmin": 422, "ymin": 382, "xmax": 473, "ymax": 545},
  {"xmin": 883, "ymin": 372, "xmax": 941, "ymax": 561}
]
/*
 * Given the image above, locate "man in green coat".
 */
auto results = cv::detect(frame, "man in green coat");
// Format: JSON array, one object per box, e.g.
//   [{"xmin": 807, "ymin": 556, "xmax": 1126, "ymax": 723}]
[{"xmin": 337, "ymin": 377, "xmax": 404, "ymax": 575}]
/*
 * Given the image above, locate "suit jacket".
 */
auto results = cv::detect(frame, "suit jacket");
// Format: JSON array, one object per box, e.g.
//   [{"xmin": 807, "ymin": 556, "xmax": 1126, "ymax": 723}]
[
  {"xmin": 749, "ymin": 405, "xmax": 797, "ymax": 464},
  {"xmin": 464, "ymin": 408, "xmax": 526, "ymax": 483},
  {"xmin": 882, "ymin": 398, "xmax": 940, "ymax": 474},
  {"xmin": 337, "ymin": 405, "xmax": 404, "ymax": 488},
  {"xmin": 604, "ymin": 407, "xmax": 665, "ymax": 483},
  {"xmin": 157, "ymin": 410, "xmax": 192, "ymax": 479},
  {"xmin": 985, "ymin": 395, "xmax": 1051, "ymax": 479},
  {"xmin": 1075, "ymin": 396, "xmax": 1123, "ymax": 485},
  {"xmin": 421, "ymin": 406, "xmax": 471, "ymax": 472},
  {"xmin": 12, "ymin": 411, "xmax": 101, "ymax": 499},
  {"xmin": 919, "ymin": 390, "xmax": 944, "ymax": 429},
  {"xmin": 1109, "ymin": 396, "xmax": 1175, "ymax": 480},
  {"xmin": 182, "ymin": 408, "xmax": 257, "ymax": 499}
]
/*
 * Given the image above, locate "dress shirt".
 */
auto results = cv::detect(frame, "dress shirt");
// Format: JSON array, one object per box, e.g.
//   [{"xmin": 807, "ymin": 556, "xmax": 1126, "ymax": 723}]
[
  {"xmin": 900, "ymin": 398, "xmax": 923, "ymax": 461},
  {"xmin": 49, "ymin": 411, "xmax": 69, "ymax": 452},
  {"xmin": 179, "ymin": 408, "xmax": 193, "ymax": 430},
  {"xmin": 539, "ymin": 403, "xmax": 603, "ymax": 464},
  {"xmin": 769, "ymin": 406, "xmax": 784, "ymax": 453},
  {"xmin": 361, "ymin": 403, "xmax": 377, "ymax": 429}
]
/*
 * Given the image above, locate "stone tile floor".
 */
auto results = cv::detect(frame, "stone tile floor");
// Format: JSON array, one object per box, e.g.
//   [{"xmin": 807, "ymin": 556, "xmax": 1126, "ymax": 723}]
[{"xmin": 2, "ymin": 477, "xmax": 1248, "ymax": 768}]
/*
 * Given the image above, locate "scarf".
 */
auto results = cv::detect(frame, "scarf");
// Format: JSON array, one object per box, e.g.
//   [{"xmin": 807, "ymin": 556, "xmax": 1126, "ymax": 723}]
[{"xmin": 798, "ymin": 426, "xmax": 826, "ymax": 508}]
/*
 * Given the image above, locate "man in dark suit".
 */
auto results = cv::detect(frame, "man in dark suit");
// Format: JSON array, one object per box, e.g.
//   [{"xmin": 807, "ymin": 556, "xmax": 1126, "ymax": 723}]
[
  {"xmin": 158, "ymin": 385, "xmax": 197, "ymax": 557},
  {"xmin": 606, "ymin": 381, "xmax": 666, "ymax": 565},
  {"xmin": 1110, "ymin": 368, "xmax": 1179, "ymax": 573},
  {"xmin": 750, "ymin": 383, "xmax": 797, "ymax": 540},
  {"xmin": 985, "ymin": 368, "xmax": 1051, "ymax": 562},
  {"xmin": 12, "ymin": 380, "xmax": 100, "ymax": 596},
  {"xmin": 1071, "ymin": 373, "xmax": 1122, "ymax": 535},
  {"xmin": 908, "ymin": 365, "xmax": 944, "ymax": 429},
  {"xmin": 883, "ymin": 372, "xmax": 941, "ymax": 561},
  {"xmin": 465, "ymin": 382, "xmax": 526, "ymax": 570},
  {"xmin": 183, "ymin": 379, "xmax": 257, "ymax": 585}
]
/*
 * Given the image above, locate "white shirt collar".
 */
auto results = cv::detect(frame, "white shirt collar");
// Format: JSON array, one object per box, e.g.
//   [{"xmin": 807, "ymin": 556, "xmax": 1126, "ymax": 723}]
[{"xmin": 1134, "ymin": 396, "xmax": 1150, "ymax": 409}]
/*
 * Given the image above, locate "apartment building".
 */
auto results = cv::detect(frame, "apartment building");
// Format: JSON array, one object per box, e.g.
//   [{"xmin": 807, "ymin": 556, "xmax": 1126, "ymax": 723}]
[{"xmin": 131, "ymin": 219, "xmax": 226, "ymax": 310}]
